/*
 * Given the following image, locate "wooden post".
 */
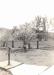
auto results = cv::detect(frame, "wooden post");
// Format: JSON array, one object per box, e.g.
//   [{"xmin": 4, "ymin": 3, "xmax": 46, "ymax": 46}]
[{"xmin": 8, "ymin": 47, "xmax": 11, "ymax": 65}]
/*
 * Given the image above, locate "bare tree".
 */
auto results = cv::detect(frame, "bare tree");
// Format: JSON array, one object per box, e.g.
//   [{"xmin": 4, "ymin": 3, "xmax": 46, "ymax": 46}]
[
  {"xmin": 17, "ymin": 23, "xmax": 34, "ymax": 52},
  {"xmin": 11, "ymin": 26, "xmax": 19, "ymax": 48},
  {"xmin": 0, "ymin": 29, "xmax": 11, "ymax": 47},
  {"xmin": 32, "ymin": 16, "xmax": 47, "ymax": 49},
  {"xmin": 42, "ymin": 17, "xmax": 48, "ymax": 40}
]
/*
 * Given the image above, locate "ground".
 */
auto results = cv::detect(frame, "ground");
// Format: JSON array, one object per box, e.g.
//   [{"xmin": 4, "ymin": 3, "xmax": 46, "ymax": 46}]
[
  {"xmin": 0, "ymin": 38, "xmax": 54, "ymax": 66},
  {"xmin": 0, "ymin": 67, "xmax": 12, "ymax": 75}
]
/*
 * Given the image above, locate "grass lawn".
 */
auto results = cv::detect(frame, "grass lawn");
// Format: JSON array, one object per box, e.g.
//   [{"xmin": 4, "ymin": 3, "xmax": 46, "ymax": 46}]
[{"xmin": 0, "ymin": 38, "xmax": 54, "ymax": 66}]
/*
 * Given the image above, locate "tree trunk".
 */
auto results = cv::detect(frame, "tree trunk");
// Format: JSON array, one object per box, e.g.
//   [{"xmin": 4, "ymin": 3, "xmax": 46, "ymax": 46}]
[
  {"xmin": 37, "ymin": 40, "xmax": 39, "ymax": 49},
  {"xmin": 12, "ymin": 40, "xmax": 14, "ymax": 48},
  {"xmin": 23, "ymin": 44, "xmax": 26, "ymax": 52},
  {"xmin": 28, "ymin": 43, "xmax": 31, "ymax": 49},
  {"xmin": 3, "ymin": 41, "xmax": 6, "ymax": 47},
  {"xmin": 23, "ymin": 40, "xmax": 27, "ymax": 52},
  {"xmin": 44, "ymin": 32, "xmax": 48, "ymax": 41}
]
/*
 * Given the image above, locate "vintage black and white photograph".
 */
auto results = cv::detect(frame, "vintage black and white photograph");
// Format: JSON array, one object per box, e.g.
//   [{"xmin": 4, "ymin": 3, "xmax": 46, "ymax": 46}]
[{"xmin": 0, "ymin": 0, "xmax": 54, "ymax": 75}]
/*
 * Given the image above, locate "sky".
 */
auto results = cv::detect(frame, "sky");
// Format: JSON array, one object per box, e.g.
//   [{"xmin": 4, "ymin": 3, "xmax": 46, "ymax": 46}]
[{"xmin": 0, "ymin": 0, "xmax": 54, "ymax": 30}]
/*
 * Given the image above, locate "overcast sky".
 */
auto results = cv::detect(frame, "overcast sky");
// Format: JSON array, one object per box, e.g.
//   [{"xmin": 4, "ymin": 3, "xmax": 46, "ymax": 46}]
[{"xmin": 0, "ymin": 0, "xmax": 54, "ymax": 29}]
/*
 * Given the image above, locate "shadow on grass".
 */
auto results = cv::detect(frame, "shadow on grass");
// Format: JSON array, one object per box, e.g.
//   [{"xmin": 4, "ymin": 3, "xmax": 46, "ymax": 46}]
[{"xmin": 0, "ymin": 67, "xmax": 13, "ymax": 75}]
